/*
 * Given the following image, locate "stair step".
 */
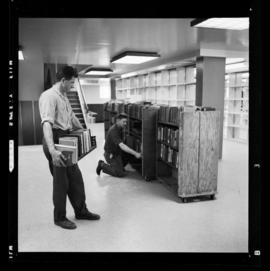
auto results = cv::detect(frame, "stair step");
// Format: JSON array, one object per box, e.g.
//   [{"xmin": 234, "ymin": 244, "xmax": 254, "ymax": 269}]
[
  {"xmin": 76, "ymin": 113, "xmax": 84, "ymax": 118},
  {"xmin": 73, "ymin": 109, "xmax": 83, "ymax": 113},
  {"xmin": 70, "ymin": 102, "xmax": 81, "ymax": 106},
  {"xmin": 68, "ymin": 97, "xmax": 80, "ymax": 102},
  {"xmin": 67, "ymin": 92, "xmax": 78, "ymax": 96},
  {"xmin": 67, "ymin": 96, "xmax": 79, "ymax": 100}
]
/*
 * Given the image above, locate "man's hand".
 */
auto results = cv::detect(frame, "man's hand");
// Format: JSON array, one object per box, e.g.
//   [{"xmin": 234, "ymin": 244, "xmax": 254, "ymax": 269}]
[
  {"xmin": 50, "ymin": 149, "xmax": 67, "ymax": 167},
  {"xmin": 134, "ymin": 152, "xmax": 141, "ymax": 159}
]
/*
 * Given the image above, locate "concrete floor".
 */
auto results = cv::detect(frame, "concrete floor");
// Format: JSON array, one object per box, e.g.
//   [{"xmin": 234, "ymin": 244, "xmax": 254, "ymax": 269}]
[{"xmin": 18, "ymin": 123, "xmax": 248, "ymax": 252}]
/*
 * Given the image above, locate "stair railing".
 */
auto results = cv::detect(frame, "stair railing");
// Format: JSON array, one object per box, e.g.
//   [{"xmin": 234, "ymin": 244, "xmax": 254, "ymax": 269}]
[{"xmin": 75, "ymin": 77, "xmax": 89, "ymax": 128}]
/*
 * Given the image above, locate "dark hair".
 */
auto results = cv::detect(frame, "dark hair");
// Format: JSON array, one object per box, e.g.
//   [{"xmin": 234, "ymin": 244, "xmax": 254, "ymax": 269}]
[
  {"xmin": 116, "ymin": 113, "xmax": 128, "ymax": 120},
  {"xmin": 56, "ymin": 66, "xmax": 78, "ymax": 82}
]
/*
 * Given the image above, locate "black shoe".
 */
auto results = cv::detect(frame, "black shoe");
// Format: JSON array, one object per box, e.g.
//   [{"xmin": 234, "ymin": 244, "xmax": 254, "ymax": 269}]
[
  {"xmin": 96, "ymin": 160, "xmax": 104, "ymax": 175},
  {"xmin": 54, "ymin": 218, "xmax": 77, "ymax": 229},
  {"xmin": 76, "ymin": 211, "xmax": 101, "ymax": 220}
]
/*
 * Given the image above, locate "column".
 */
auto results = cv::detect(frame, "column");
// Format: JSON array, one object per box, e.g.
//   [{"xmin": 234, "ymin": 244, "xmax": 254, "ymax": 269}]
[{"xmin": 196, "ymin": 56, "xmax": 226, "ymax": 159}]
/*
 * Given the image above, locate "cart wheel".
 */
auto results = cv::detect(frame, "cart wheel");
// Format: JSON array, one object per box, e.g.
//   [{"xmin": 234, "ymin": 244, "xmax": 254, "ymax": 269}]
[
  {"xmin": 182, "ymin": 198, "xmax": 187, "ymax": 203},
  {"xmin": 210, "ymin": 194, "xmax": 215, "ymax": 200}
]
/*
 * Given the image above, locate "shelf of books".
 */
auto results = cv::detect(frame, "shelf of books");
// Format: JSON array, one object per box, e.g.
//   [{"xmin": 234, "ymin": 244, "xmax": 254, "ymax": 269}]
[
  {"xmin": 103, "ymin": 100, "xmax": 126, "ymax": 138},
  {"xmin": 115, "ymin": 65, "xmax": 196, "ymax": 106},
  {"xmin": 223, "ymin": 72, "xmax": 249, "ymax": 143},
  {"xmin": 55, "ymin": 128, "xmax": 97, "ymax": 166},
  {"xmin": 157, "ymin": 105, "xmax": 220, "ymax": 202},
  {"xmin": 104, "ymin": 100, "xmax": 158, "ymax": 181}
]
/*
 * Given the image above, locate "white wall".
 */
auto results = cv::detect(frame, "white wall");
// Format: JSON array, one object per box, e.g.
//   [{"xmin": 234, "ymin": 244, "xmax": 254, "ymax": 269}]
[
  {"xmin": 81, "ymin": 79, "xmax": 111, "ymax": 104},
  {"xmin": 19, "ymin": 52, "xmax": 44, "ymax": 101}
]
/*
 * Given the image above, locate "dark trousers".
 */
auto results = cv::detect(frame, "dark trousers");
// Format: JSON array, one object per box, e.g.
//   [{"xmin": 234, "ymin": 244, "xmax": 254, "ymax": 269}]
[
  {"xmin": 102, "ymin": 151, "xmax": 140, "ymax": 177},
  {"xmin": 42, "ymin": 129, "xmax": 87, "ymax": 222}
]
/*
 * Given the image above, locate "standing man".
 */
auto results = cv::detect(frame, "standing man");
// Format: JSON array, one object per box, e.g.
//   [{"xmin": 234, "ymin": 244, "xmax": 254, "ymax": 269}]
[
  {"xmin": 96, "ymin": 113, "xmax": 141, "ymax": 177},
  {"xmin": 39, "ymin": 66, "xmax": 100, "ymax": 230}
]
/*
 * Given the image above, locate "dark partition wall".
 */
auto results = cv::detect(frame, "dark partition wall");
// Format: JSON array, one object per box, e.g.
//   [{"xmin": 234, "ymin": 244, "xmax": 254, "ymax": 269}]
[
  {"xmin": 34, "ymin": 101, "xmax": 43, "ymax": 144},
  {"xmin": 20, "ymin": 101, "xmax": 35, "ymax": 145},
  {"xmin": 19, "ymin": 101, "xmax": 43, "ymax": 145}
]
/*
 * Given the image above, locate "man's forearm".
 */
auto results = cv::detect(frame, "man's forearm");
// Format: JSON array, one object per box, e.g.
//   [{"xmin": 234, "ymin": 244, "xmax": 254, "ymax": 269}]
[
  {"xmin": 119, "ymin": 143, "xmax": 138, "ymax": 156},
  {"xmin": 43, "ymin": 122, "xmax": 55, "ymax": 154},
  {"xmin": 72, "ymin": 116, "xmax": 84, "ymax": 130}
]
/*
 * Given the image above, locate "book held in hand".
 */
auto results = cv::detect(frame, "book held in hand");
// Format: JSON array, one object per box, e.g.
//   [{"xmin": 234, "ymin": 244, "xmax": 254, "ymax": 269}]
[
  {"xmin": 59, "ymin": 137, "xmax": 78, "ymax": 162},
  {"xmin": 55, "ymin": 144, "xmax": 77, "ymax": 166}
]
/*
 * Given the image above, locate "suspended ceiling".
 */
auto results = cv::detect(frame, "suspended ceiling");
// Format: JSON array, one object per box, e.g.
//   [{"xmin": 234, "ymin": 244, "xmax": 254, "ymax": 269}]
[{"xmin": 19, "ymin": 18, "xmax": 249, "ymax": 78}]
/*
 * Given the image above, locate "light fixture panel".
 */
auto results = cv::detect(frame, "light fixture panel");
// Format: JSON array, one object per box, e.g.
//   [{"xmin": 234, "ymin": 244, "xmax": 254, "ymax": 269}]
[
  {"xmin": 85, "ymin": 70, "xmax": 112, "ymax": 75},
  {"xmin": 191, "ymin": 18, "xmax": 249, "ymax": 30},
  {"xmin": 111, "ymin": 51, "xmax": 160, "ymax": 64},
  {"xmin": 84, "ymin": 67, "xmax": 113, "ymax": 76},
  {"xmin": 18, "ymin": 50, "xmax": 24, "ymax": 60}
]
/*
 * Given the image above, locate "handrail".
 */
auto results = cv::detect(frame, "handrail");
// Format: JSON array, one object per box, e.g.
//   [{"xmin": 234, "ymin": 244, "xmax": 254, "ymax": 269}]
[
  {"xmin": 77, "ymin": 76, "xmax": 89, "ymax": 113},
  {"xmin": 74, "ymin": 77, "xmax": 88, "ymax": 128}
]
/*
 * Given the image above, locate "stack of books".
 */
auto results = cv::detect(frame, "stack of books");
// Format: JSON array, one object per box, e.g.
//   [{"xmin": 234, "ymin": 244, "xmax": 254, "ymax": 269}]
[
  {"xmin": 59, "ymin": 128, "xmax": 92, "ymax": 159},
  {"xmin": 55, "ymin": 144, "xmax": 77, "ymax": 166},
  {"xmin": 124, "ymin": 103, "xmax": 131, "ymax": 114},
  {"xmin": 117, "ymin": 102, "xmax": 125, "ymax": 113},
  {"xmin": 128, "ymin": 104, "xmax": 144, "ymax": 120},
  {"xmin": 169, "ymin": 107, "xmax": 180, "ymax": 125},
  {"xmin": 200, "ymin": 106, "xmax": 216, "ymax": 111},
  {"xmin": 158, "ymin": 106, "xmax": 171, "ymax": 123},
  {"xmin": 158, "ymin": 143, "xmax": 179, "ymax": 168},
  {"xmin": 158, "ymin": 144, "xmax": 179, "ymax": 168},
  {"xmin": 158, "ymin": 105, "xmax": 216, "ymax": 124},
  {"xmin": 157, "ymin": 126, "xmax": 179, "ymax": 149},
  {"xmin": 58, "ymin": 136, "xmax": 78, "ymax": 161}
]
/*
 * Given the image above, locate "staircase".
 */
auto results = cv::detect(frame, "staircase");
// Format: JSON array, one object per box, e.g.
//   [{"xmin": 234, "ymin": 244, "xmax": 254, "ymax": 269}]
[{"xmin": 66, "ymin": 91, "xmax": 87, "ymax": 129}]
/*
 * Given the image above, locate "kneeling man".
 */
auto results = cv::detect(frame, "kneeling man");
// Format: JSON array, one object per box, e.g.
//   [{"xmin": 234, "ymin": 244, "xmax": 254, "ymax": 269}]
[{"xmin": 96, "ymin": 113, "xmax": 141, "ymax": 177}]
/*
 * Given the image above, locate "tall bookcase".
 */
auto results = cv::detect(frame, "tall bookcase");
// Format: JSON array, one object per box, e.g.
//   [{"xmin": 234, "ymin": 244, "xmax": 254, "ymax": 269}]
[
  {"xmin": 103, "ymin": 101, "xmax": 158, "ymax": 181},
  {"xmin": 103, "ymin": 101, "xmax": 119, "ymax": 138},
  {"xmin": 115, "ymin": 65, "xmax": 196, "ymax": 106},
  {"xmin": 223, "ymin": 71, "xmax": 249, "ymax": 143},
  {"xmin": 104, "ymin": 101, "xmax": 220, "ymax": 202},
  {"xmin": 157, "ymin": 106, "xmax": 220, "ymax": 202}
]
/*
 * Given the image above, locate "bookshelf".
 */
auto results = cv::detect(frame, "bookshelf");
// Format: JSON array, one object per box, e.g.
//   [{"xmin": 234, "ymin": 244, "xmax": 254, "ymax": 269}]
[
  {"xmin": 104, "ymin": 101, "xmax": 220, "ymax": 201},
  {"xmin": 157, "ymin": 106, "xmax": 220, "ymax": 202},
  {"xmin": 223, "ymin": 72, "xmax": 249, "ymax": 143},
  {"xmin": 103, "ymin": 101, "xmax": 124, "ymax": 138},
  {"xmin": 115, "ymin": 65, "xmax": 196, "ymax": 106},
  {"xmin": 104, "ymin": 101, "xmax": 158, "ymax": 181}
]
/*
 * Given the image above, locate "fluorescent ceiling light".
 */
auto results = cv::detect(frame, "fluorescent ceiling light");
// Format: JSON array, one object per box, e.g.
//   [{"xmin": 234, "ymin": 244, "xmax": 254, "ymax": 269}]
[
  {"xmin": 18, "ymin": 45, "xmax": 24, "ymax": 60},
  {"xmin": 18, "ymin": 50, "xmax": 24, "ymax": 60},
  {"xmin": 191, "ymin": 18, "xmax": 249, "ymax": 30},
  {"xmin": 111, "ymin": 51, "xmax": 160, "ymax": 64},
  {"xmin": 85, "ymin": 68, "xmax": 112, "ymax": 76}
]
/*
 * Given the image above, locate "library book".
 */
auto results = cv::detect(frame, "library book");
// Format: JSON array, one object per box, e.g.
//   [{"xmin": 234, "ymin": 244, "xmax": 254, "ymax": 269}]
[{"xmin": 55, "ymin": 144, "xmax": 77, "ymax": 166}]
